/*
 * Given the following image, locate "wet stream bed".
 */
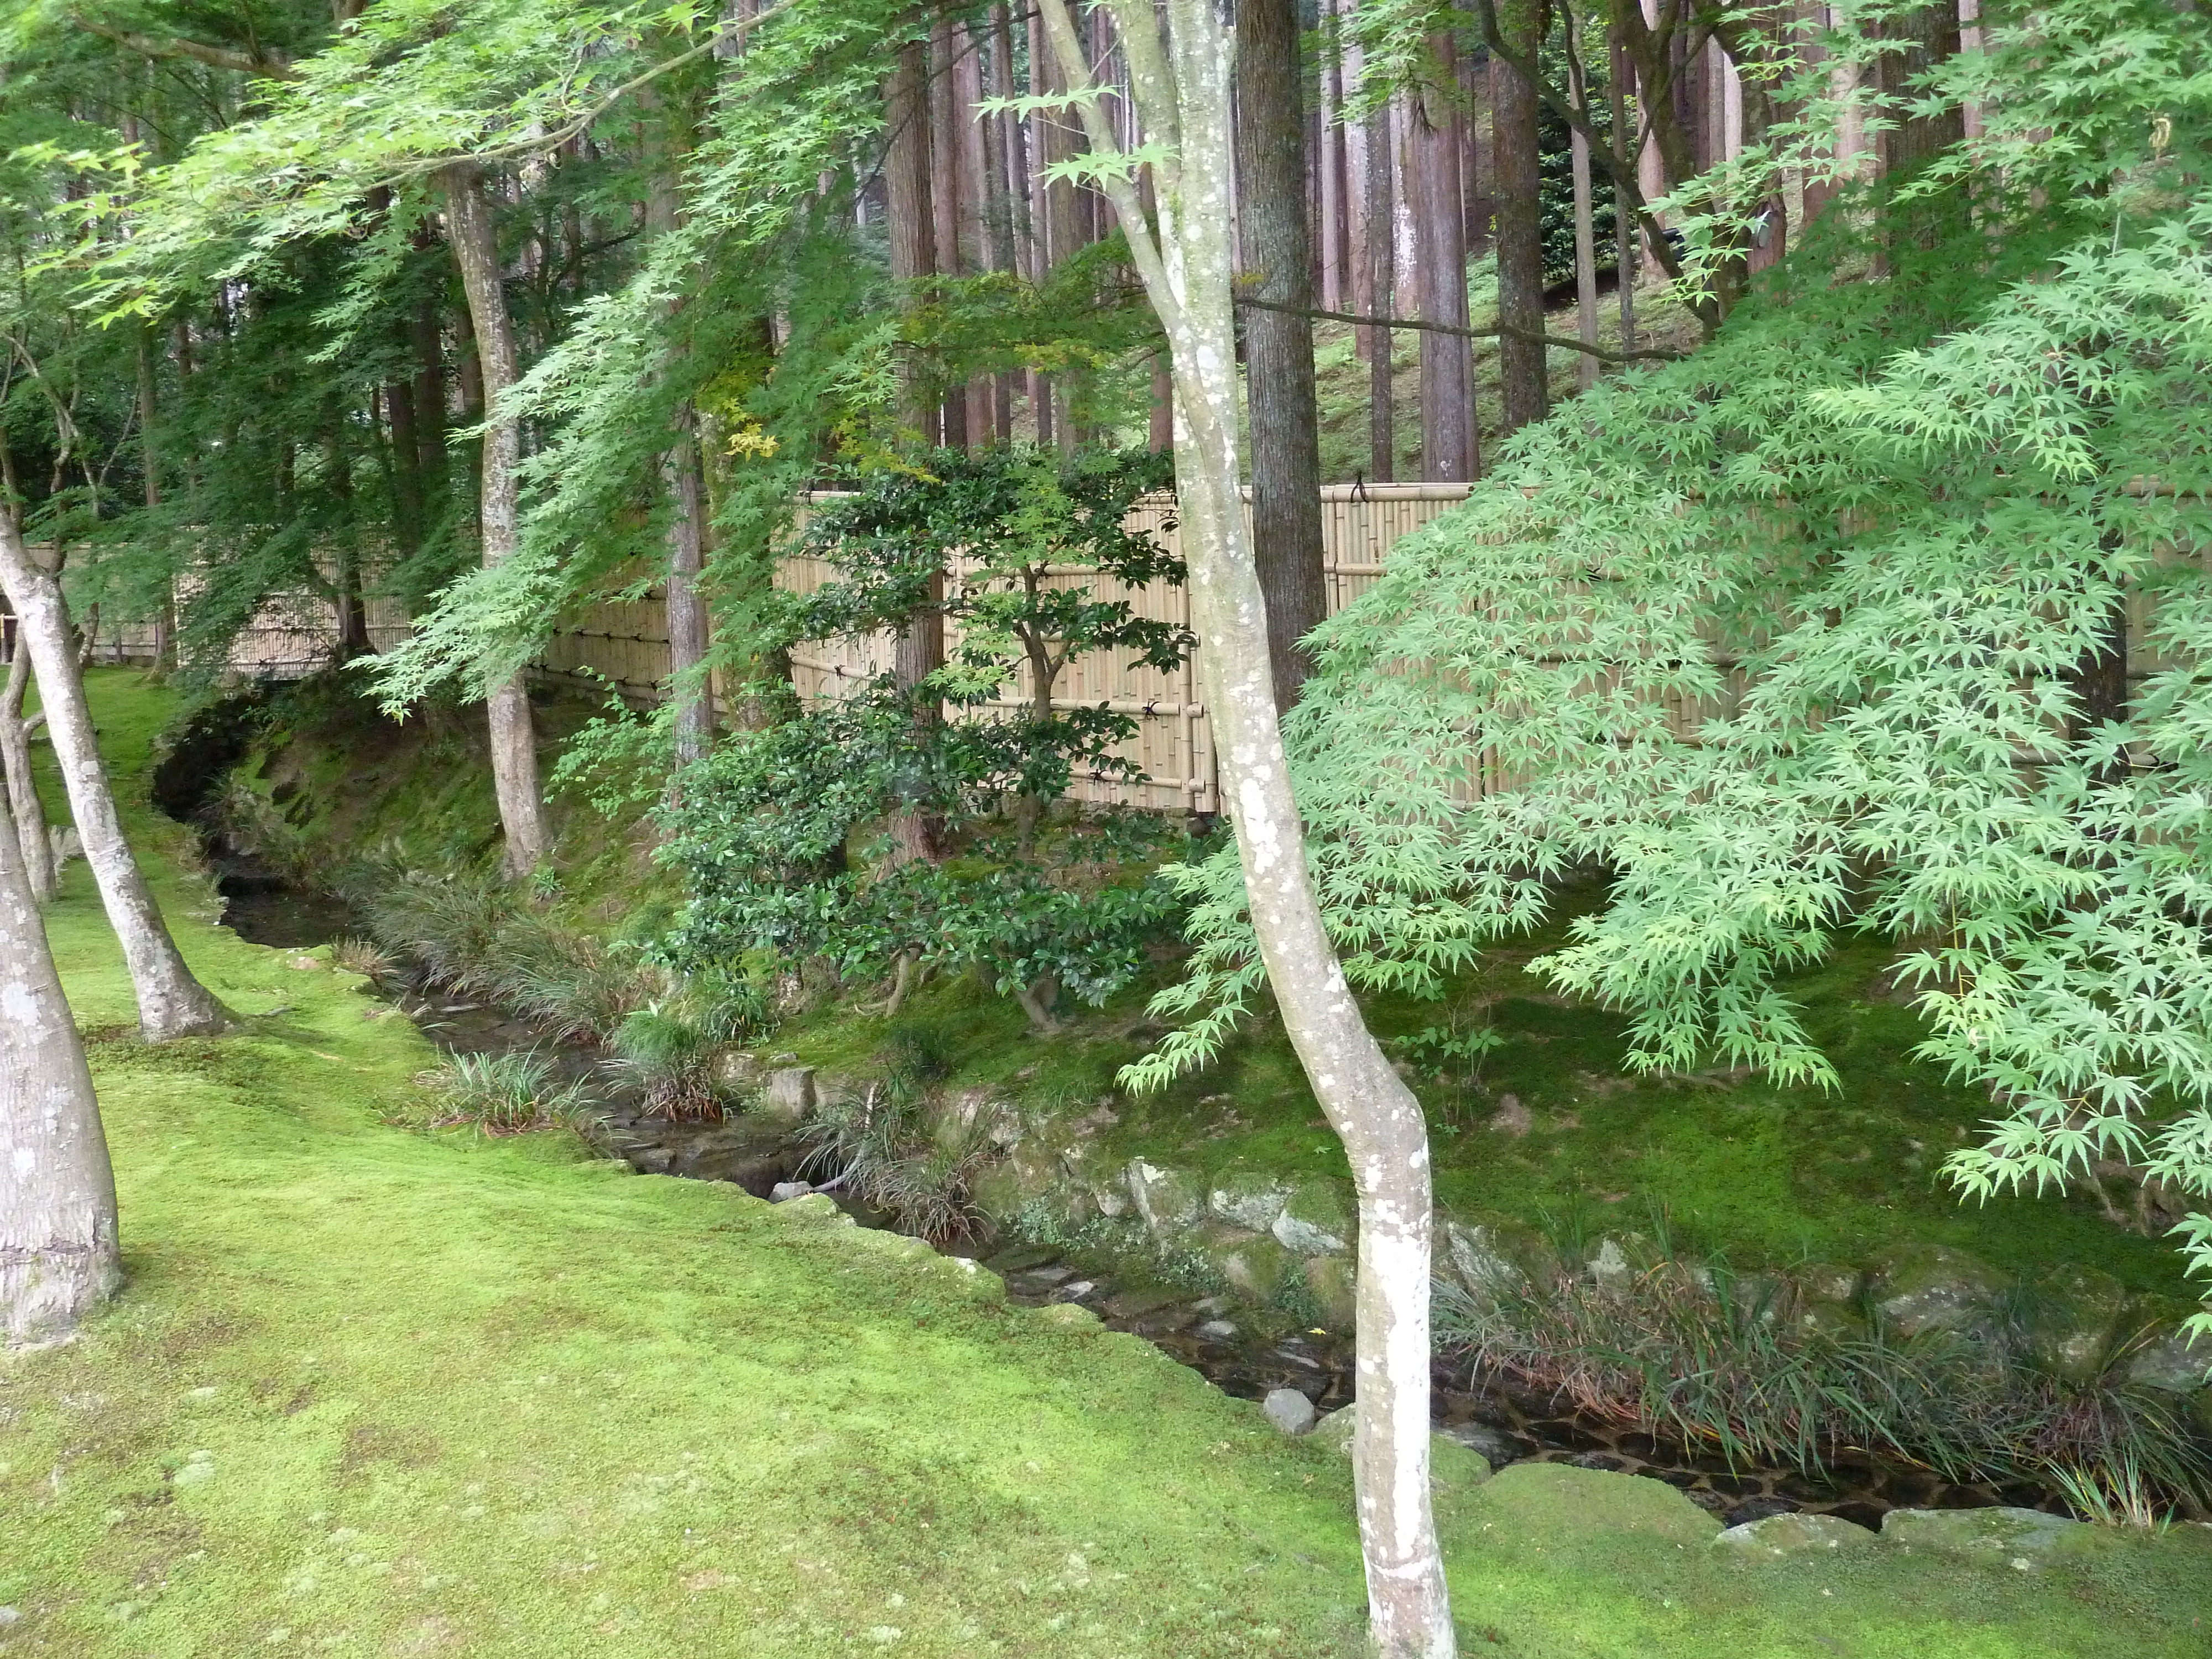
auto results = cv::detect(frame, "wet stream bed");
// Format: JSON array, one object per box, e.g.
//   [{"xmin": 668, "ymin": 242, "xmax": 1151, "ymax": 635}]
[{"xmin": 205, "ymin": 864, "xmax": 2057, "ymax": 1533}]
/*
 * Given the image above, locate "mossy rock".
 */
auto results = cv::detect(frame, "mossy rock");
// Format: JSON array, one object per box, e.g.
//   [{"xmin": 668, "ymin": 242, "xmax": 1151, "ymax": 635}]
[
  {"xmin": 1193, "ymin": 1221, "xmax": 1295, "ymax": 1301},
  {"xmin": 2126, "ymin": 1324, "xmax": 2212, "ymax": 1394},
  {"xmin": 1715, "ymin": 1512, "xmax": 1877, "ymax": 1559},
  {"xmin": 1126, "ymin": 1159, "xmax": 1203, "ymax": 1234},
  {"xmin": 774, "ymin": 1192, "xmax": 854, "ymax": 1226},
  {"xmin": 1467, "ymin": 1462, "xmax": 1721, "ymax": 1548},
  {"xmin": 1272, "ymin": 1177, "xmax": 1353, "ymax": 1256},
  {"xmin": 1206, "ymin": 1163, "xmax": 1293, "ymax": 1232},
  {"xmin": 1303, "ymin": 1254, "xmax": 1357, "ymax": 1329},
  {"xmin": 1879, "ymin": 1506, "xmax": 2085, "ymax": 1569},
  {"xmin": 1869, "ymin": 1243, "xmax": 2009, "ymax": 1341},
  {"xmin": 1436, "ymin": 1211, "xmax": 1554, "ymax": 1305},
  {"xmin": 2021, "ymin": 1264, "xmax": 2133, "ymax": 1384},
  {"xmin": 1308, "ymin": 1409, "xmax": 1491, "ymax": 1496}
]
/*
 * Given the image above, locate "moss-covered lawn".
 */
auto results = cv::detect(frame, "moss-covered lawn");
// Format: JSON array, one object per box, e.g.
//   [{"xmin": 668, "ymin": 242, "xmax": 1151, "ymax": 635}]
[{"xmin": 8, "ymin": 671, "xmax": 2206, "ymax": 1657}]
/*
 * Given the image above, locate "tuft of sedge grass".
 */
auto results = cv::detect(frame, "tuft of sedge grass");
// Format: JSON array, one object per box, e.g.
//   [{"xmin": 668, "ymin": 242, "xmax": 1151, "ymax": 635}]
[{"xmin": 413, "ymin": 1049, "xmax": 596, "ymax": 1133}]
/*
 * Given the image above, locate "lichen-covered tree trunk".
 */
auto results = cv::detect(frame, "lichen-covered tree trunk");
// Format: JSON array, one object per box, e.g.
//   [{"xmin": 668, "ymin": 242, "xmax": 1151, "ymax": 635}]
[
  {"xmin": 0, "ymin": 515, "xmax": 226, "ymax": 1041},
  {"xmin": 1, "ymin": 643, "xmax": 55, "ymax": 902},
  {"xmin": 0, "ymin": 680, "xmax": 119, "ymax": 1348},
  {"xmin": 440, "ymin": 163, "xmax": 549, "ymax": 879},
  {"xmin": 1036, "ymin": 2, "xmax": 1455, "ymax": 1651}
]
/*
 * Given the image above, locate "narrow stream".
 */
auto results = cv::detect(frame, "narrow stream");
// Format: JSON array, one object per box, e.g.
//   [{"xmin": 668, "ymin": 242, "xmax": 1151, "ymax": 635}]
[{"xmin": 183, "ymin": 815, "xmax": 2051, "ymax": 1531}]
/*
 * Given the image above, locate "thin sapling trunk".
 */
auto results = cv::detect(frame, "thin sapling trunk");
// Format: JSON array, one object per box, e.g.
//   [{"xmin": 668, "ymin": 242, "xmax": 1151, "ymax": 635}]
[{"xmin": 1035, "ymin": 3, "xmax": 1457, "ymax": 1651}]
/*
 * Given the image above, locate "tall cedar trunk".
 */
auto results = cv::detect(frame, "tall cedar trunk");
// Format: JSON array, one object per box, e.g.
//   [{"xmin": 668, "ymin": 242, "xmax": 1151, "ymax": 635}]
[
  {"xmin": 1569, "ymin": 51, "xmax": 1600, "ymax": 393},
  {"xmin": 885, "ymin": 44, "xmax": 940, "ymax": 444},
  {"xmin": 0, "ymin": 514, "xmax": 227, "ymax": 1040},
  {"xmin": 409, "ymin": 286, "xmax": 448, "ymax": 494},
  {"xmin": 1235, "ymin": 0, "xmax": 1329, "ymax": 705},
  {"xmin": 1318, "ymin": 0, "xmax": 1350, "ymax": 313},
  {"xmin": 1, "ymin": 643, "xmax": 55, "ymax": 901},
  {"xmin": 885, "ymin": 39, "xmax": 946, "ymax": 859},
  {"xmin": 1035, "ymin": 2, "xmax": 1455, "ymax": 1651},
  {"xmin": 327, "ymin": 420, "xmax": 371, "ymax": 661},
  {"xmin": 439, "ymin": 163, "xmax": 550, "ymax": 879},
  {"xmin": 929, "ymin": 17, "xmax": 968, "ymax": 448},
  {"xmin": 1491, "ymin": 0, "xmax": 1547, "ymax": 434},
  {"xmin": 646, "ymin": 114, "xmax": 716, "ymax": 774},
  {"xmin": 955, "ymin": 25, "xmax": 994, "ymax": 445},
  {"xmin": 1365, "ymin": 98, "xmax": 1396, "ymax": 481},
  {"xmin": 1610, "ymin": 34, "xmax": 1637, "ymax": 351},
  {"xmin": 662, "ymin": 414, "xmax": 713, "ymax": 768},
  {"xmin": 1410, "ymin": 37, "xmax": 1476, "ymax": 481},
  {"xmin": 384, "ymin": 359, "xmax": 425, "ymax": 556},
  {"xmin": 0, "ymin": 786, "xmax": 118, "ymax": 1348},
  {"xmin": 135, "ymin": 328, "xmax": 173, "ymax": 670}
]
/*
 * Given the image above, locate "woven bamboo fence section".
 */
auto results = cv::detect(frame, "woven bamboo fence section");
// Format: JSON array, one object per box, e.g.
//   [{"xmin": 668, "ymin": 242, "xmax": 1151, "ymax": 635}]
[{"xmin": 535, "ymin": 483, "xmax": 1473, "ymax": 814}]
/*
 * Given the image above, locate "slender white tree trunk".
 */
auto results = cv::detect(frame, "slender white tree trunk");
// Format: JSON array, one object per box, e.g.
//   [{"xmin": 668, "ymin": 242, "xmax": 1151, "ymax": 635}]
[
  {"xmin": 1036, "ymin": 4, "xmax": 1454, "ymax": 1653},
  {"xmin": 1, "ymin": 642, "xmax": 56, "ymax": 901},
  {"xmin": 0, "ymin": 515, "xmax": 227, "ymax": 1041},
  {"xmin": 440, "ymin": 163, "xmax": 550, "ymax": 879},
  {"xmin": 0, "ymin": 740, "xmax": 119, "ymax": 1347}
]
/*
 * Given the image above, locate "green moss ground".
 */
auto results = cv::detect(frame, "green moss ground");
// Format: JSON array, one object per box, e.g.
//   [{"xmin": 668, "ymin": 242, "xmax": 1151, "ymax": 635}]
[{"xmin": 7, "ymin": 682, "xmax": 2208, "ymax": 1657}]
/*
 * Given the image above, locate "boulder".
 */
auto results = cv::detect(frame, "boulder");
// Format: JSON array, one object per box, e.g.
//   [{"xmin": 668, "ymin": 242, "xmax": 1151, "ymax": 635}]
[
  {"xmin": 2126, "ymin": 1326, "xmax": 2212, "ymax": 1395},
  {"xmin": 1126, "ymin": 1160, "xmax": 1203, "ymax": 1234},
  {"xmin": 1790, "ymin": 1262, "xmax": 1864, "ymax": 1305},
  {"xmin": 2022, "ymin": 1265, "xmax": 2133, "ymax": 1384},
  {"xmin": 714, "ymin": 1051, "xmax": 763, "ymax": 1089},
  {"xmin": 1303, "ymin": 1255, "xmax": 1358, "ymax": 1330},
  {"xmin": 1262, "ymin": 1388, "xmax": 1318, "ymax": 1436},
  {"xmin": 1869, "ymin": 1244, "xmax": 2009, "ymax": 1342},
  {"xmin": 1467, "ymin": 1462, "xmax": 1721, "ymax": 1547},
  {"xmin": 1272, "ymin": 1178, "xmax": 1353, "ymax": 1257},
  {"xmin": 1207, "ymin": 1165, "xmax": 1293, "ymax": 1233},
  {"xmin": 1879, "ymin": 1506, "xmax": 2084, "ymax": 1568},
  {"xmin": 1036, "ymin": 1300, "xmax": 1100, "ymax": 1330},
  {"xmin": 758, "ymin": 1067, "xmax": 816, "ymax": 1125},
  {"xmin": 1714, "ymin": 1512, "xmax": 1876, "ymax": 1558}
]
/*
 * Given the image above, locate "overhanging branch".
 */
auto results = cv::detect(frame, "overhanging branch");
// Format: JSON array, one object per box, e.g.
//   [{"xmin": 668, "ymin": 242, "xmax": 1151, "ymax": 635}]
[{"xmin": 1235, "ymin": 296, "xmax": 1687, "ymax": 364}]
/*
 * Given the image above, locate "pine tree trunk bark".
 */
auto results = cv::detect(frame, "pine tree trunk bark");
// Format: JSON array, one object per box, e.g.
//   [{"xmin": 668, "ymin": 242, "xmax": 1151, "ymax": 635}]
[
  {"xmin": 439, "ymin": 163, "xmax": 549, "ymax": 880},
  {"xmin": 0, "ymin": 786, "xmax": 118, "ymax": 1348},
  {"xmin": 930, "ymin": 17, "xmax": 969, "ymax": 449},
  {"xmin": 1, "ymin": 644, "xmax": 54, "ymax": 902},
  {"xmin": 1491, "ymin": 0, "xmax": 1548, "ymax": 434},
  {"xmin": 1410, "ymin": 39, "xmax": 1476, "ymax": 481},
  {"xmin": 1235, "ymin": 0, "xmax": 1329, "ymax": 705},
  {"xmin": 0, "ymin": 514, "xmax": 227, "ymax": 1040},
  {"xmin": 1037, "ymin": 3, "xmax": 1455, "ymax": 1651}
]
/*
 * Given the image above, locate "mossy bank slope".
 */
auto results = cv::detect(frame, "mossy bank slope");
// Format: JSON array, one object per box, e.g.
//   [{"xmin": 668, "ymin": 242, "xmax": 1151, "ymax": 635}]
[{"xmin": 9, "ymin": 673, "xmax": 2205, "ymax": 1656}]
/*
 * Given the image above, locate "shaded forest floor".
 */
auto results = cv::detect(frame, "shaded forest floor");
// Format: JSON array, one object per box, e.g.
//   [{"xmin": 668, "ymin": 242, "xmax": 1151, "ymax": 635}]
[{"xmin": 6, "ymin": 688, "xmax": 2210, "ymax": 1657}]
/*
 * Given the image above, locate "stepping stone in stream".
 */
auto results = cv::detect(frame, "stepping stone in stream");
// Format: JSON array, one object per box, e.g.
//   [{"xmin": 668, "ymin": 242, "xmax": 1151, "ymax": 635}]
[{"xmin": 1262, "ymin": 1388, "xmax": 1318, "ymax": 1436}]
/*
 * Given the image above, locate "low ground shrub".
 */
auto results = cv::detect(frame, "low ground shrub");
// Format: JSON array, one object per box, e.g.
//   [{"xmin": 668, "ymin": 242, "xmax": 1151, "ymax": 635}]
[{"xmin": 796, "ymin": 1063, "xmax": 1001, "ymax": 1243}]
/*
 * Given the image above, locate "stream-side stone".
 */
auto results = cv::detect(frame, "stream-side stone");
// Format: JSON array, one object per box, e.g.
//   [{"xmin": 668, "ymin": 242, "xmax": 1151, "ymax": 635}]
[
  {"xmin": 758, "ymin": 1067, "xmax": 816, "ymax": 1125},
  {"xmin": 1437, "ymin": 1215, "xmax": 1550, "ymax": 1307},
  {"xmin": 1880, "ymin": 1506, "xmax": 2085, "ymax": 1568},
  {"xmin": 1714, "ymin": 1512, "xmax": 1876, "ymax": 1558},
  {"xmin": 1207, "ymin": 1166, "xmax": 1292, "ymax": 1233},
  {"xmin": 1869, "ymin": 1244, "xmax": 2009, "ymax": 1342},
  {"xmin": 1272, "ymin": 1179, "xmax": 1352, "ymax": 1256},
  {"xmin": 1262, "ymin": 1388, "xmax": 1318, "ymax": 1435},
  {"xmin": 1126, "ymin": 1161, "xmax": 1203, "ymax": 1234}
]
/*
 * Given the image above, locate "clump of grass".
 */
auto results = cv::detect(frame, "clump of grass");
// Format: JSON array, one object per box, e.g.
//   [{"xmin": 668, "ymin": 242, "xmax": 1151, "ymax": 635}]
[
  {"xmin": 797, "ymin": 1075, "xmax": 1000, "ymax": 1244},
  {"xmin": 329, "ymin": 936, "xmax": 395, "ymax": 979},
  {"xmin": 1437, "ymin": 1251, "xmax": 2212, "ymax": 1521},
  {"xmin": 418, "ymin": 1050, "xmax": 594, "ymax": 1132}
]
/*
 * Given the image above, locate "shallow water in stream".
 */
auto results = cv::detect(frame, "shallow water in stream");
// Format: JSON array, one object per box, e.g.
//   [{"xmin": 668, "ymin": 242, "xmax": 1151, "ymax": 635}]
[{"xmin": 205, "ymin": 854, "xmax": 2063, "ymax": 1532}]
